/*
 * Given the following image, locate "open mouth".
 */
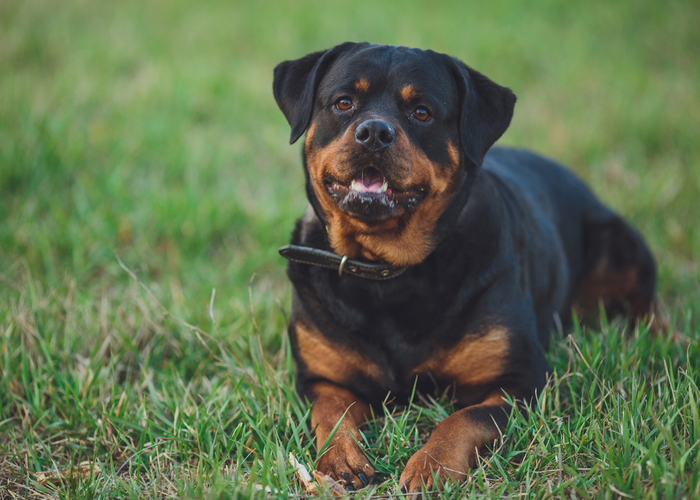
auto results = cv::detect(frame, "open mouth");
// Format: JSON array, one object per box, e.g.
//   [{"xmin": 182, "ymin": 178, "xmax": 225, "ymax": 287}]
[
  {"xmin": 350, "ymin": 167, "xmax": 389, "ymax": 194},
  {"xmin": 324, "ymin": 167, "xmax": 427, "ymax": 221}
]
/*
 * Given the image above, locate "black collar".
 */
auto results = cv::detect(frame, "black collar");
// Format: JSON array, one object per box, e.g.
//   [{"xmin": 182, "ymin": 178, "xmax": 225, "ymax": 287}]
[{"xmin": 279, "ymin": 245, "xmax": 407, "ymax": 280}]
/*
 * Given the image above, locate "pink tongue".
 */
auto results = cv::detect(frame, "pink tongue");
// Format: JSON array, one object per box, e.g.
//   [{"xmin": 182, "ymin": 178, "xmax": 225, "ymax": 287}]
[{"xmin": 354, "ymin": 168, "xmax": 384, "ymax": 192}]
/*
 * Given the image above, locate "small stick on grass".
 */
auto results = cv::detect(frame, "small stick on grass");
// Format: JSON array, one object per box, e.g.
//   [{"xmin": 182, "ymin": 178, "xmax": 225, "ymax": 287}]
[
  {"xmin": 289, "ymin": 453, "xmax": 317, "ymax": 495},
  {"xmin": 313, "ymin": 470, "xmax": 345, "ymax": 496}
]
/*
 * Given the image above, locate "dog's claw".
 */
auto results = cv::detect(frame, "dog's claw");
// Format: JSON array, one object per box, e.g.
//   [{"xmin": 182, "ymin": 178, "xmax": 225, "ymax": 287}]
[{"xmin": 315, "ymin": 435, "xmax": 375, "ymax": 491}]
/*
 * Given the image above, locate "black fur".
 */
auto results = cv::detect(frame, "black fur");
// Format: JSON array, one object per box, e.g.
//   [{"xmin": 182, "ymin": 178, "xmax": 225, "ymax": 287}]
[{"xmin": 274, "ymin": 41, "xmax": 656, "ymax": 444}]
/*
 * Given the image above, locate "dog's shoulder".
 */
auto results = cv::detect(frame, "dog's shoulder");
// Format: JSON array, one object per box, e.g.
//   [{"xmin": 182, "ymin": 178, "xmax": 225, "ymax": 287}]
[{"xmin": 484, "ymin": 147, "xmax": 605, "ymax": 215}]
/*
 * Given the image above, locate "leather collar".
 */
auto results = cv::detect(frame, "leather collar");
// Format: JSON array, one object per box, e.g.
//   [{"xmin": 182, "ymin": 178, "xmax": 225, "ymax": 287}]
[{"xmin": 279, "ymin": 245, "xmax": 407, "ymax": 280}]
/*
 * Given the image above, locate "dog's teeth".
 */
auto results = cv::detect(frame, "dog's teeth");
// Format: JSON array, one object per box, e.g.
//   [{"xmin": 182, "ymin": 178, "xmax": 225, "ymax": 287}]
[{"xmin": 351, "ymin": 178, "xmax": 387, "ymax": 194}]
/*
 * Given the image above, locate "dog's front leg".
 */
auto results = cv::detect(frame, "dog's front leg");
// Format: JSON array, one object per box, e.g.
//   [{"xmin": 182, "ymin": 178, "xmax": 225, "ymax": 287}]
[
  {"xmin": 399, "ymin": 391, "xmax": 513, "ymax": 494},
  {"xmin": 309, "ymin": 381, "xmax": 375, "ymax": 490}
]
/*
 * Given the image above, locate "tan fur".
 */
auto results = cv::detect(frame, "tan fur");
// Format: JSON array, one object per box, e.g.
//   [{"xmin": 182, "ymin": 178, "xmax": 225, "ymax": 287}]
[
  {"xmin": 574, "ymin": 266, "xmax": 639, "ymax": 312},
  {"xmin": 306, "ymin": 121, "xmax": 316, "ymax": 143},
  {"xmin": 305, "ymin": 118, "xmax": 462, "ymax": 266},
  {"xmin": 295, "ymin": 322, "xmax": 387, "ymax": 384},
  {"xmin": 446, "ymin": 140, "xmax": 460, "ymax": 168},
  {"xmin": 309, "ymin": 382, "xmax": 375, "ymax": 489},
  {"xmin": 411, "ymin": 326, "xmax": 509, "ymax": 386},
  {"xmin": 310, "ymin": 382, "xmax": 372, "ymax": 431},
  {"xmin": 400, "ymin": 85, "xmax": 416, "ymax": 102},
  {"xmin": 354, "ymin": 78, "xmax": 370, "ymax": 93},
  {"xmin": 398, "ymin": 392, "xmax": 509, "ymax": 491}
]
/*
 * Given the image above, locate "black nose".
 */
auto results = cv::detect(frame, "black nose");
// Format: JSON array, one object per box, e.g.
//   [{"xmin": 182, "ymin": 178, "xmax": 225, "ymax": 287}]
[{"xmin": 354, "ymin": 120, "xmax": 396, "ymax": 151}]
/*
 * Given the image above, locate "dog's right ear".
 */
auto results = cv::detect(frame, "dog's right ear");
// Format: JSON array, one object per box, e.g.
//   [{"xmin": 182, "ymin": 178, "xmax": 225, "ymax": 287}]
[{"xmin": 273, "ymin": 43, "xmax": 354, "ymax": 144}]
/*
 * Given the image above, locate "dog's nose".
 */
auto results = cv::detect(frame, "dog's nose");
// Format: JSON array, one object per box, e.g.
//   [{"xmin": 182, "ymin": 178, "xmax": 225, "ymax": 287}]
[{"xmin": 354, "ymin": 120, "xmax": 396, "ymax": 151}]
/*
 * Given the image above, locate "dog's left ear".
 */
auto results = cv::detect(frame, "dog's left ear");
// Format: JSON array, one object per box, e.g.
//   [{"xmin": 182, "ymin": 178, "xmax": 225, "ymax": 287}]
[
  {"xmin": 273, "ymin": 42, "xmax": 354, "ymax": 144},
  {"xmin": 446, "ymin": 57, "xmax": 516, "ymax": 167}
]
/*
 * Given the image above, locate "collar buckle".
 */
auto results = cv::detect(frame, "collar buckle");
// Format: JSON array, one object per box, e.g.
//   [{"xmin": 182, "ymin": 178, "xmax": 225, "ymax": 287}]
[{"xmin": 279, "ymin": 245, "xmax": 407, "ymax": 281}]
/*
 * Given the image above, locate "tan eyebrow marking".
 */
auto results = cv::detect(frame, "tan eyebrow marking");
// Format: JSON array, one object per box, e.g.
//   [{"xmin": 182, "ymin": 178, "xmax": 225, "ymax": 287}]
[
  {"xmin": 354, "ymin": 78, "xmax": 369, "ymax": 92},
  {"xmin": 401, "ymin": 85, "xmax": 417, "ymax": 102}
]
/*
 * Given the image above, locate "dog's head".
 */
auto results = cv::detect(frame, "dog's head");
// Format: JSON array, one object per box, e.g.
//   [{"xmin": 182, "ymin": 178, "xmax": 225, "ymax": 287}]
[{"xmin": 274, "ymin": 43, "xmax": 515, "ymax": 266}]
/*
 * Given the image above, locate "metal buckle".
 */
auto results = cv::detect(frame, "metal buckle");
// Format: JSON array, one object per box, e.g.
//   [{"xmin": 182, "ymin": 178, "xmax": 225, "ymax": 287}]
[{"xmin": 338, "ymin": 255, "xmax": 348, "ymax": 276}]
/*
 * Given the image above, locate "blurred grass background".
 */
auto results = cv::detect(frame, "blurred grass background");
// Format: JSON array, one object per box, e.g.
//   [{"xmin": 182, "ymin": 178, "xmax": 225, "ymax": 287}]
[
  {"xmin": 2, "ymin": 0, "xmax": 698, "ymax": 304},
  {"xmin": 1, "ymin": 0, "xmax": 699, "ymax": 498}
]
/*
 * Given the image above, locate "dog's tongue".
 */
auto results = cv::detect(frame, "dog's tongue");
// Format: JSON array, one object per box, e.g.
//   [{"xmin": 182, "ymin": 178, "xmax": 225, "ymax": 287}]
[{"xmin": 352, "ymin": 168, "xmax": 386, "ymax": 193}]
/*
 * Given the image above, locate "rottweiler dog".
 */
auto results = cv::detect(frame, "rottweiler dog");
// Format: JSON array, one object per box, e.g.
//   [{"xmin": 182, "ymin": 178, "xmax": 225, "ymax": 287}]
[{"xmin": 272, "ymin": 42, "xmax": 657, "ymax": 493}]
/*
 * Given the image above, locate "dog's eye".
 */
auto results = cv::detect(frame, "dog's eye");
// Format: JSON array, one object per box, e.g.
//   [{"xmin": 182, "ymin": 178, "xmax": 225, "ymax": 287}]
[
  {"xmin": 413, "ymin": 107, "xmax": 430, "ymax": 122},
  {"xmin": 335, "ymin": 98, "xmax": 354, "ymax": 111}
]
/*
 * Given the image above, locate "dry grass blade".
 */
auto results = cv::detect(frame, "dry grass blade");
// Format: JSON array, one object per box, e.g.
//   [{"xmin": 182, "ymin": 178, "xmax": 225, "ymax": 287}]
[{"xmin": 36, "ymin": 462, "xmax": 101, "ymax": 486}]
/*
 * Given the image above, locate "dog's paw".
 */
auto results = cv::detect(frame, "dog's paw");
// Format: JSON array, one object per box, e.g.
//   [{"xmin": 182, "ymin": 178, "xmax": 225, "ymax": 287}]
[
  {"xmin": 398, "ymin": 445, "xmax": 468, "ymax": 496},
  {"xmin": 316, "ymin": 436, "xmax": 375, "ymax": 491}
]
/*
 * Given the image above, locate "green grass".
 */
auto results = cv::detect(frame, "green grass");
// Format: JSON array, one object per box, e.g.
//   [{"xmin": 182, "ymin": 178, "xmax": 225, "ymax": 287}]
[{"xmin": 1, "ymin": 0, "xmax": 699, "ymax": 498}]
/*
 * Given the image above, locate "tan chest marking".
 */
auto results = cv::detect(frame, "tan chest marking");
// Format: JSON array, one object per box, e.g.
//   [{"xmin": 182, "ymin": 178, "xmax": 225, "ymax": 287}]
[
  {"xmin": 295, "ymin": 322, "xmax": 387, "ymax": 384},
  {"xmin": 411, "ymin": 326, "xmax": 509, "ymax": 386}
]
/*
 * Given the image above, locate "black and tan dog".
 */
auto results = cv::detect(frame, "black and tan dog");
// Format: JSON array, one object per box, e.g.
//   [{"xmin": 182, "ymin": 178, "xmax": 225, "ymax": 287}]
[{"xmin": 273, "ymin": 42, "xmax": 657, "ymax": 493}]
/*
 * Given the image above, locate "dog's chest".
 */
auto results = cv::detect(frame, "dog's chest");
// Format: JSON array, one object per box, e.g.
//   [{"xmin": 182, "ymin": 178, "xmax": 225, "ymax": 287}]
[
  {"xmin": 338, "ymin": 304, "xmax": 500, "ymax": 399},
  {"xmin": 332, "ymin": 317, "xmax": 508, "ymax": 407}
]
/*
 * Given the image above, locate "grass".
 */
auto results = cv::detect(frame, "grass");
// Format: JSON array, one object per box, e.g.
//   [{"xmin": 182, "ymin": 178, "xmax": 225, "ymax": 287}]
[{"xmin": 1, "ymin": 0, "xmax": 698, "ymax": 497}]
